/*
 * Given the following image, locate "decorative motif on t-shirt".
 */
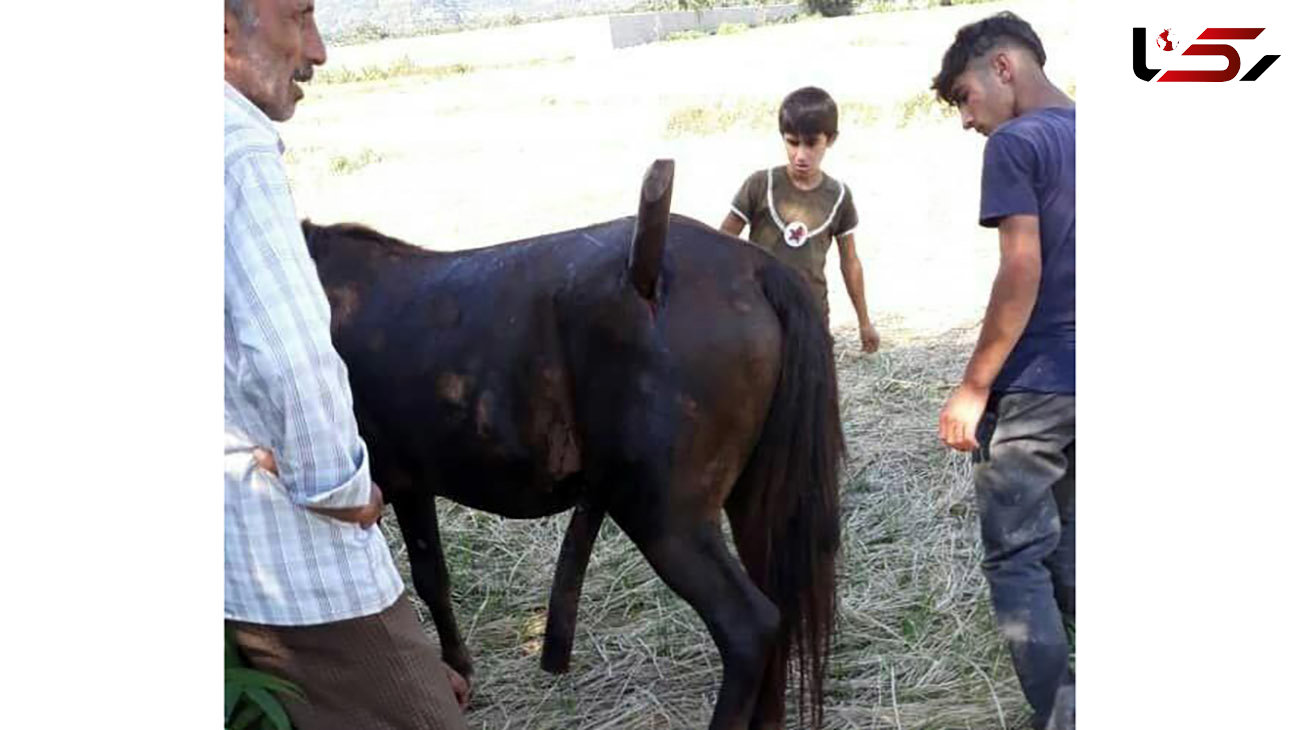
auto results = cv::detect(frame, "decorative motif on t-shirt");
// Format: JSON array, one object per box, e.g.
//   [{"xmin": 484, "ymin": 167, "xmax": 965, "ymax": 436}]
[
  {"xmin": 783, "ymin": 220, "xmax": 809, "ymax": 247},
  {"xmin": 766, "ymin": 167, "xmax": 846, "ymax": 249}
]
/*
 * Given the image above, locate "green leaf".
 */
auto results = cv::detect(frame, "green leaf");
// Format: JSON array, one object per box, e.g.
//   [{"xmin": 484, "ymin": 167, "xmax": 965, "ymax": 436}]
[
  {"xmin": 245, "ymin": 686, "xmax": 293, "ymax": 730},
  {"xmin": 228, "ymin": 700, "xmax": 262, "ymax": 730},
  {"xmin": 225, "ymin": 668, "xmax": 305, "ymax": 701},
  {"xmin": 225, "ymin": 683, "xmax": 244, "ymax": 722}
]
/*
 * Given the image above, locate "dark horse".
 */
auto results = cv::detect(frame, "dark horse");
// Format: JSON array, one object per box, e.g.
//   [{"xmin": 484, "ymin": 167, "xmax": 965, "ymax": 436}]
[{"xmin": 302, "ymin": 162, "xmax": 843, "ymax": 729}]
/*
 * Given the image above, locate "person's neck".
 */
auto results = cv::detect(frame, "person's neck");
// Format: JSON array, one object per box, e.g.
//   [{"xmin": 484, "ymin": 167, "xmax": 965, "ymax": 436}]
[
  {"xmin": 786, "ymin": 166, "xmax": 824, "ymax": 191},
  {"xmin": 1013, "ymin": 80, "xmax": 1074, "ymax": 117}
]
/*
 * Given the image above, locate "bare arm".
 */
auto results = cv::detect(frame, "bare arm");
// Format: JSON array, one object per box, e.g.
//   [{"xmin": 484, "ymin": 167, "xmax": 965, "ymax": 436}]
[
  {"xmin": 720, "ymin": 212, "xmax": 746, "ymax": 237},
  {"xmin": 836, "ymin": 233, "xmax": 878, "ymax": 352},
  {"xmin": 963, "ymin": 214, "xmax": 1042, "ymax": 389},
  {"xmin": 939, "ymin": 214, "xmax": 1042, "ymax": 450}
]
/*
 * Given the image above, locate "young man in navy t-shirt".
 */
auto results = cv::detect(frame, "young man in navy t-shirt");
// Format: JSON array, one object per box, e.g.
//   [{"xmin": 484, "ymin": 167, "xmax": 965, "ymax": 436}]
[{"xmin": 932, "ymin": 12, "xmax": 1076, "ymax": 730}]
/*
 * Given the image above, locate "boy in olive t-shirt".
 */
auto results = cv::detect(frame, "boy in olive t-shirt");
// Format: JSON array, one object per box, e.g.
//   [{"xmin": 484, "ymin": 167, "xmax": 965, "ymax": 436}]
[{"xmin": 721, "ymin": 86, "xmax": 879, "ymax": 352}]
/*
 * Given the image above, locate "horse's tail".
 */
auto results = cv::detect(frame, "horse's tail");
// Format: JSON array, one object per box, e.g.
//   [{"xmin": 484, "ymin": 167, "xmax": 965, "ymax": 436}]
[
  {"xmin": 627, "ymin": 159, "xmax": 674, "ymax": 300},
  {"xmin": 734, "ymin": 260, "xmax": 843, "ymax": 727}
]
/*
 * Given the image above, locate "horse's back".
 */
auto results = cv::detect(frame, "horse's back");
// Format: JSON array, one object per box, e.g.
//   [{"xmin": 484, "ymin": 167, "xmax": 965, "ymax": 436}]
[{"xmin": 308, "ymin": 215, "xmax": 786, "ymax": 517}]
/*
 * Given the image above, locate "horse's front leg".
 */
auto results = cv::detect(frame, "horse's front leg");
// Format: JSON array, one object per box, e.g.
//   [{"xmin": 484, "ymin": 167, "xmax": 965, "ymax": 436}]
[
  {"xmin": 392, "ymin": 493, "xmax": 473, "ymax": 680},
  {"xmin": 541, "ymin": 497, "xmax": 605, "ymax": 674}
]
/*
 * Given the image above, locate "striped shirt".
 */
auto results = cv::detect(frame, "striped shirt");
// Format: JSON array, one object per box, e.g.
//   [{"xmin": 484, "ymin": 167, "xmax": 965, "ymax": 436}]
[{"xmin": 225, "ymin": 81, "xmax": 403, "ymax": 626}]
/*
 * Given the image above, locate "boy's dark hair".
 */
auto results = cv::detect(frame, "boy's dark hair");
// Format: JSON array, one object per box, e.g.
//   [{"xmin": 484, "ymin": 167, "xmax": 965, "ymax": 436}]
[
  {"xmin": 931, "ymin": 12, "xmax": 1047, "ymax": 105},
  {"xmin": 778, "ymin": 86, "xmax": 838, "ymax": 142}
]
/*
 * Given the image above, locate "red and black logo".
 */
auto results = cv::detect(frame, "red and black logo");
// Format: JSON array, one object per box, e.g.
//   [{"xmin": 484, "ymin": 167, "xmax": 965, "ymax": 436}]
[{"xmin": 1133, "ymin": 27, "xmax": 1280, "ymax": 81}]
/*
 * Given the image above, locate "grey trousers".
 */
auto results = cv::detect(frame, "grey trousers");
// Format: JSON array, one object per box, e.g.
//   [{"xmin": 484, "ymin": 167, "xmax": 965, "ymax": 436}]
[{"xmin": 975, "ymin": 392, "xmax": 1075, "ymax": 730}]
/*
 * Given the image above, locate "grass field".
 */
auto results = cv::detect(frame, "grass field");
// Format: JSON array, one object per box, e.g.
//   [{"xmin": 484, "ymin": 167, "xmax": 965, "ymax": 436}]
[{"xmin": 284, "ymin": 1, "xmax": 1077, "ymax": 727}]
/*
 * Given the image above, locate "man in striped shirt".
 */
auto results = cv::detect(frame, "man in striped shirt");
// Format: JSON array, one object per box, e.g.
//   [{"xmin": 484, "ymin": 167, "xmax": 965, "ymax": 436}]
[{"xmin": 224, "ymin": 1, "xmax": 468, "ymax": 727}]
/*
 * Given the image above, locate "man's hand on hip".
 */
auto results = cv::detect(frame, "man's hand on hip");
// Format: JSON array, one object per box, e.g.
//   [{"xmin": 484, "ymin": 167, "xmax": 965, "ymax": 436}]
[
  {"xmin": 307, "ymin": 482, "xmax": 385, "ymax": 529},
  {"xmin": 253, "ymin": 447, "xmax": 385, "ymax": 528}
]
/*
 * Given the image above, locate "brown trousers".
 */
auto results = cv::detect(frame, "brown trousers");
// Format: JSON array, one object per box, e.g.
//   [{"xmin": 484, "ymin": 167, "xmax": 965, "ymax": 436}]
[{"xmin": 228, "ymin": 594, "xmax": 468, "ymax": 730}]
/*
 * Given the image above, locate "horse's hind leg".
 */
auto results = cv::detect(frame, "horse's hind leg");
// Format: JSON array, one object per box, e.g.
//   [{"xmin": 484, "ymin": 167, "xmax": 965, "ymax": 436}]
[
  {"xmin": 391, "ymin": 493, "xmax": 474, "ymax": 680},
  {"xmin": 612, "ymin": 504, "xmax": 780, "ymax": 730},
  {"xmin": 541, "ymin": 498, "xmax": 605, "ymax": 674}
]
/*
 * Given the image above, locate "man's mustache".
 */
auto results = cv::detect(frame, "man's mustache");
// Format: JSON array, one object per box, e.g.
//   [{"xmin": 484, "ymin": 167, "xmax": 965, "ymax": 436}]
[{"xmin": 293, "ymin": 66, "xmax": 314, "ymax": 83}]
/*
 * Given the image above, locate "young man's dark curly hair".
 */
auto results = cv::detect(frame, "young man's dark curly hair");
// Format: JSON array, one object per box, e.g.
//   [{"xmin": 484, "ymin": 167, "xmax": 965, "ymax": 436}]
[{"xmin": 932, "ymin": 11, "xmax": 1047, "ymax": 105}]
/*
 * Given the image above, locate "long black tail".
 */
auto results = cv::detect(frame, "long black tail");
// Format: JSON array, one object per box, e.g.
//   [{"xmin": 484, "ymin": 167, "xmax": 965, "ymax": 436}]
[{"xmin": 734, "ymin": 261, "xmax": 843, "ymax": 727}]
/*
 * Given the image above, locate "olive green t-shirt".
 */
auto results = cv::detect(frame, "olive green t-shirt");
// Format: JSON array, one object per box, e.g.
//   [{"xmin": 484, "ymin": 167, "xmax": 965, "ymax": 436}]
[{"xmin": 730, "ymin": 167, "xmax": 858, "ymax": 314}]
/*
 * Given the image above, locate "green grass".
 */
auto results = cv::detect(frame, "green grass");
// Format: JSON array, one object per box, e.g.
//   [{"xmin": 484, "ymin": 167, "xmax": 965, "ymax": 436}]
[
  {"xmin": 662, "ymin": 91, "xmax": 953, "ymax": 138},
  {"xmin": 663, "ymin": 98, "xmax": 776, "ymax": 137},
  {"xmin": 328, "ymin": 148, "xmax": 383, "ymax": 175},
  {"xmin": 863, "ymin": 0, "xmax": 909, "ymax": 13},
  {"xmin": 664, "ymin": 29, "xmax": 708, "ymax": 42},
  {"xmin": 314, "ymin": 54, "xmax": 576, "ymax": 89},
  {"xmin": 316, "ymin": 56, "xmax": 474, "ymax": 85},
  {"xmin": 841, "ymin": 100, "xmax": 886, "ymax": 127},
  {"xmin": 716, "ymin": 22, "xmax": 750, "ymax": 36},
  {"xmin": 281, "ymin": 145, "xmax": 323, "ymax": 167},
  {"xmin": 896, "ymin": 90, "xmax": 959, "ymax": 128}
]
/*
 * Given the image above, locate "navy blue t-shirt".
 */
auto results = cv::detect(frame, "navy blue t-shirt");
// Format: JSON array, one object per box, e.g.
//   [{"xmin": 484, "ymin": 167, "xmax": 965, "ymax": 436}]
[{"xmin": 979, "ymin": 106, "xmax": 1075, "ymax": 394}]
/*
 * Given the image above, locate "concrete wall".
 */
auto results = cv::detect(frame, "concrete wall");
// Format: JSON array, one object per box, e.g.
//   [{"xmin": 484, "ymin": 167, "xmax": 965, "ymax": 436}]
[
  {"xmin": 325, "ymin": 15, "xmax": 612, "ymax": 70},
  {"xmin": 315, "ymin": 0, "xmax": 640, "ymax": 41},
  {"xmin": 316, "ymin": 0, "xmax": 466, "ymax": 40},
  {"xmin": 608, "ymin": 4, "xmax": 802, "ymax": 49}
]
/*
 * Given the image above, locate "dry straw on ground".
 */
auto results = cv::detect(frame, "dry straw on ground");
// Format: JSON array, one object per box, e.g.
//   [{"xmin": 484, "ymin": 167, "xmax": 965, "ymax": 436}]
[{"xmin": 379, "ymin": 323, "xmax": 1032, "ymax": 730}]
